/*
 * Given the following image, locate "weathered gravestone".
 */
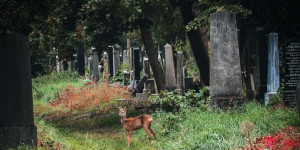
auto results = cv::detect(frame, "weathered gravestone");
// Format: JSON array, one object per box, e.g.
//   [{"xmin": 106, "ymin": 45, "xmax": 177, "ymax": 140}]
[
  {"xmin": 164, "ymin": 44, "xmax": 176, "ymax": 89},
  {"xmin": 284, "ymin": 38, "xmax": 300, "ymax": 106},
  {"xmin": 113, "ymin": 48, "xmax": 120, "ymax": 76},
  {"xmin": 0, "ymin": 32, "xmax": 37, "ymax": 148},
  {"xmin": 91, "ymin": 52, "xmax": 100, "ymax": 82},
  {"xmin": 108, "ymin": 47, "xmax": 114, "ymax": 77},
  {"xmin": 209, "ymin": 10, "xmax": 244, "ymax": 109},
  {"xmin": 143, "ymin": 57, "xmax": 150, "ymax": 77},
  {"xmin": 184, "ymin": 77, "xmax": 194, "ymax": 92},
  {"xmin": 264, "ymin": 33, "xmax": 280, "ymax": 104},
  {"xmin": 177, "ymin": 51, "xmax": 184, "ymax": 93}
]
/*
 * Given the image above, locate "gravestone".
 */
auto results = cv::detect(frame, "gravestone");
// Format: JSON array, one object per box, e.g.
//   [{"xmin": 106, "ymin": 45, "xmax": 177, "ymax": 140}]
[
  {"xmin": 77, "ymin": 42, "xmax": 85, "ymax": 76},
  {"xmin": 143, "ymin": 57, "xmax": 150, "ymax": 77},
  {"xmin": 264, "ymin": 33, "xmax": 280, "ymax": 104},
  {"xmin": 164, "ymin": 44, "xmax": 176, "ymax": 88},
  {"xmin": 184, "ymin": 77, "xmax": 194, "ymax": 92},
  {"xmin": 108, "ymin": 47, "xmax": 114, "ymax": 77},
  {"xmin": 209, "ymin": 10, "xmax": 244, "ymax": 109},
  {"xmin": 133, "ymin": 47, "xmax": 141, "ymax": 80},
  {"xmin": 296, "ymin": 84, "xmax": 300, "ymax": 118},
  {"xmin": 177, "ymin": 51, "xmax": 184, "ymax": 93},
  {"xmin": 113, "ymin": 48, "xmax": 120, "ymax": 76},
  {"xmin": 123, "ymin": 50, "xmax": 130, "ymax": 65},
  {"xmin": 0, "ymin": 32, "xmax": 37, "ymax": 148},
  {"xmin": 88, "ymin": 55, "xmax": 92, "ymax": 80},
  {"xmin": 56, "ymin": 55, "xmax": 60, "ymax": 73},
  {"xmin": 284, "ymin": 38, "xmax": 300, "ymax": 106},
  {"xmin": 91, "ymin": 52, "xmax": 99, "ymax": 82},
  {"xmin": 146, "ymin": 79, "xmax": 156, "ymax": 94},
  {"xmin": 123, "ymin": 71, "xmax": 130, "ymax": 86},
  {"xmin": 131, "ymin": 75, "xmax": 148, "ymax": 97}
]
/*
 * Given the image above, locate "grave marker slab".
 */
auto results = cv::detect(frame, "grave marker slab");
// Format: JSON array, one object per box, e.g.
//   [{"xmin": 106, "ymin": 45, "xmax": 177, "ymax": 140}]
[
  {"xmin": 284, "ymin": 38, "xmax": 300, "ymax": 106},
  {"xmin": 209, "ymin": 10, "xmax": 244, "ymax": 109},
  {"xmin": 264, "ymin": 33, "xmax": 280, "ymax": 104},
  {"xmin": 177, "ymin": 51, "xmax": 184, "ymax": 93},
  {"xmin": 164, "ymin": 44, "xmax": 176, "ymax": 88}
]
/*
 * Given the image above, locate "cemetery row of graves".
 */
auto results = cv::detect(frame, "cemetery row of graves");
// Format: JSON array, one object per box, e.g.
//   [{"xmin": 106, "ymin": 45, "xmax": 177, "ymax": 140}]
[{"xmin": 0, "ymin": 10, "xmax": 300, "ymax": 149}]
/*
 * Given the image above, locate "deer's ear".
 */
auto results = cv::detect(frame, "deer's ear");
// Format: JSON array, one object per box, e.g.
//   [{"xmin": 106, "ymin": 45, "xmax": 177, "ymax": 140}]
[{"xmin": 124, "ymin": 107, "xmax": 127, "ymax": 111}]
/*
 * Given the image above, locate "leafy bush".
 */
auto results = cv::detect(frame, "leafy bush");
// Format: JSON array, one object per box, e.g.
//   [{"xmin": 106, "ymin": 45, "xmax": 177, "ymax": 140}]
[{"xmin": 150, "ymin": 87, "xmax": 210, "ymax": 112}]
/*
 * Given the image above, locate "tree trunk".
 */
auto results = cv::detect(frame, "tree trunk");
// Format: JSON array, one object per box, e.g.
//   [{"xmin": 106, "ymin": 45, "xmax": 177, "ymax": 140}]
[
  {"xmin": 139, "ymin": 25, "xmax": 165, "ymax": 93},
  {"xmin": 179, "ymin": 1, "xmax": 210, "ymax": 86}
]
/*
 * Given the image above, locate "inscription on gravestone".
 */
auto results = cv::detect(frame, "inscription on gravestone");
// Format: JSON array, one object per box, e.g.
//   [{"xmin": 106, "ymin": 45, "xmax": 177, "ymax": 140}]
[{"xmin": 284, "ymin": 38, "xmax": 300, "ymax": 106}]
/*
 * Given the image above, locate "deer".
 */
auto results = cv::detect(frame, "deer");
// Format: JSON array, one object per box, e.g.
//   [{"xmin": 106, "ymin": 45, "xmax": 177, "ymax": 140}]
[{"xmin": 118, "ymin": 107, "xmax": 156, "ymax": 147}]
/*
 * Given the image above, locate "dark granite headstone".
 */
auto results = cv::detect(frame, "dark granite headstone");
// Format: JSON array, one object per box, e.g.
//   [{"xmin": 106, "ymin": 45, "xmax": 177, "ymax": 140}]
[
  {"xmin": 77, "ymin": 42, "xmax": 85, "ymax": 76},
  {"xmin": 0, "ymin": 32, "xmax": 37, "ymax": 148},
  {"xmin": 133, "ymin": 47, "xmax": 140, "ymax": 80},
  {"xmin": 131, "ymin": 75, "xmax": 148, "ymax": 97},
  {"xmin": 184, "ymin": 77, "xmax": 194, "ymax": 92},
  {"xmin": 283, "ymin": 38, "xmax": 300, "ymax": 106},
  {"xmin": 296, "ymin": 83, "xmax": 300, "ymax": 118},
  {"xmin": 209, "ymin": 10, "xmax": 244, "ymax": 109}
]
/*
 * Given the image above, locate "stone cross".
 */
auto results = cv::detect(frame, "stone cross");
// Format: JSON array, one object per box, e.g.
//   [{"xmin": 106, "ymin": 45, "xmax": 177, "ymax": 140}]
[
  {"xmin": 264, "ymin": 33, "xmax": 280, "ymax": 104},
  {"xmin": 164, "ymin": 43, "xmax": 176, "ymax": 88},
  {"xmin": 209, "ymin": 10, "xmax": 244, "ymax": 109}
]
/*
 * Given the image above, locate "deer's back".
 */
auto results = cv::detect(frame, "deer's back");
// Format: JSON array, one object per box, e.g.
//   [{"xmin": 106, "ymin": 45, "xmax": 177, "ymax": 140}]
[{"xmin": 123, "ymin": 114, "xmax": 152, "ymax": 130}]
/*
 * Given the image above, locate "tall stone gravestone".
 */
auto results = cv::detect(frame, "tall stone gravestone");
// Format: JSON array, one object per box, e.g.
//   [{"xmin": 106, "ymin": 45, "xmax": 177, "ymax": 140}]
[
  {"xmin": 108, "ymin": 47, "xmax": 114, "ymax": 78},
  {"xmin": 113, "ymin": 48, "xmax": 120, "ymax": 76},
  {"xmin": 164, "ymin": 44, "xmax": 176, "ymax": 89},
  {"xmin": 77, "ymin": 42, "xmax": 85, "ymax": 76},
  {"xmin": 0, "ymin": 32, "xmax": 37, "ymax": 148},
  {"xmin": 177, "ymin": 51, "xmax": 184, "ymax": 93},
  {"xmin": 92, "ymin": 52, "xmax": 100, "ymax": 82},
  {"xmin": 284, "ymin": 38, "xmax": 300, "ymax": 106},
  {"xmin": 210, "ymin": 11, "xmax": 244, "ymax": 109},
  {"xmin": 133, "ymin": 47, "xmax": 141, "ymax": 81},
  {"xmin": 264, "ymin": 33, "xmax": 280, "ymax": 104}
]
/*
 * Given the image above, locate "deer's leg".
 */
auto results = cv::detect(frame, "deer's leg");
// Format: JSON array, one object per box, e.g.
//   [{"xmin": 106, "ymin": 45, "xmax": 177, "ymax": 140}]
[
  {"xmin": 149, "ymin": 126, "xmax": 156, "ymax": 140},
  {"xmin": 127, "ymin": 130, "xmax": 132, "ymax": 147},
  {"xmin": 143, "ymin": 126, "xmax": 152, "ymax": 146}
]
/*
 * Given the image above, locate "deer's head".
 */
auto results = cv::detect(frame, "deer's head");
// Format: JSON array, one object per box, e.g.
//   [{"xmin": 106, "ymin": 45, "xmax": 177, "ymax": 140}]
[{"xmin": 118, "ymin": 107, "xmax": 127, "ymax": 118}]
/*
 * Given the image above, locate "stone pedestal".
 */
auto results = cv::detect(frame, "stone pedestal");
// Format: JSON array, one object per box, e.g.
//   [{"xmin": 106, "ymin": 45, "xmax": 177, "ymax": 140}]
[
  {"xmin": 264, "ymin": 92, "xmax": 278, "ymax": 104},
  {"xmin": 0, "ymin": 32, "xmax": 37, "ymax": 148}
]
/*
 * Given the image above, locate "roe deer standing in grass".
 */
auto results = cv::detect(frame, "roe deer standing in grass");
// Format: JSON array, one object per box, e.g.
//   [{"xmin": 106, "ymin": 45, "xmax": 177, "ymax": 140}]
[{"xmin": 118, "ymin": 107, "xmax": 156, "ymax": 147}]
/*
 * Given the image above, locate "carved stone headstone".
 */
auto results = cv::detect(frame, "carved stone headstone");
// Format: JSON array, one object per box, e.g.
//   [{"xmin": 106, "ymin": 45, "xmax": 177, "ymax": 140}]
[
  {"xmin": 0, "ymin": 32, "xmax": 37, "ymax": 148},
  {"xmin": 184, "ymin": 77, "xmax": 193, "ymax": 92},
  {"xmin": 283, "ymin": 38, "xmax": 300, "ymax": 106},
  {"xmin": 209, "ymin": 10, "xmax": 244, "ymax": 109},
  {"xmin": 177, "ymin": 51, "xmax": 184, "ymax": 93},
  {"xmin": 164, "ymin": 43, "xmax": 176, "ymax": 88},
  {"xmin": 264, "ymin": 33, "xmax": 280, "ymax": 104},
  {"xmin": 123, "ymin": 71, "xmax": 130, "ymax": 86},
  {"xmin": 143, "ymin": 57, "xmax": 150, "ymax": 77}
]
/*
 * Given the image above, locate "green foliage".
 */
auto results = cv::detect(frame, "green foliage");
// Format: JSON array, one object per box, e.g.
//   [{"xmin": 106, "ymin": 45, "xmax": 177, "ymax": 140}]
[
  {"xmin": 185, "ymin": 0, "xmax": 252, "ymax": 32},
  {"xmin": 150, "ymin": 87, "xmax": 210, "ymax": 112},
  {"xmin": 32, "ymin": 72, "xmax": 83, "ymax": 103}
]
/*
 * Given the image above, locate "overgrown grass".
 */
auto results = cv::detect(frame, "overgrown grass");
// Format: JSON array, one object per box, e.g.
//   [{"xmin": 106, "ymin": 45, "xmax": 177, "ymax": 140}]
[{"xmin": 32, "ymin": 73, "xmax": 299, "ymax": 150}]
